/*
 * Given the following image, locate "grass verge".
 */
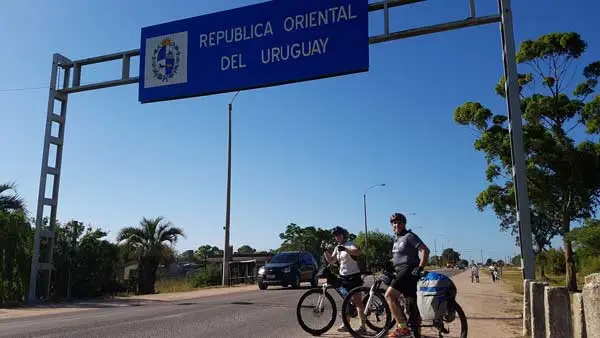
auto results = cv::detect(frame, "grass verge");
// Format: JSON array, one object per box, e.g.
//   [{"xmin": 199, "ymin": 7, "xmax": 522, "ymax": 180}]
[
  {"xmin": 155, "ymin": 278, "xmax": 196, "ymax": 293},
  {"xmin": 481, "ymin": 267, "xmax": 585, "ymax": 295}
]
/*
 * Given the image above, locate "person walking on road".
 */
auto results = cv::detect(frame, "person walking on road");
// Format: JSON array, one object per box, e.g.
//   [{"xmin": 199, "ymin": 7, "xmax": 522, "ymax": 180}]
[
  {"xmin": 488, "ymin": 263, "xmax": 498, "ymax": 283},
  {"xmin": 470, "ymin": 264, "xmax": 479, "ymax": 283}
]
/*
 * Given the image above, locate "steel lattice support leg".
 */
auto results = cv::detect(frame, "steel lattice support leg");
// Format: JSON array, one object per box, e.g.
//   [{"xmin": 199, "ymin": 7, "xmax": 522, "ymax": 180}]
[
  {"xmin": 497, "ymin": 0, "xmax": 535, "ymax": 280},
  {"xmin": 28, "ymin": 54, "xmax": 72, "ymax": 304}
]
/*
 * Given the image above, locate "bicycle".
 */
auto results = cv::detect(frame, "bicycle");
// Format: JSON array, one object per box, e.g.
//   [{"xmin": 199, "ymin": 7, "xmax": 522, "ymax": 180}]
[
  {"xmin": 340, "ymin": 268, "xmax": 468, "ymax": 338},
  {"xmin": 296, "ymin": 262, "xmax": 367, "ymax": 336}
]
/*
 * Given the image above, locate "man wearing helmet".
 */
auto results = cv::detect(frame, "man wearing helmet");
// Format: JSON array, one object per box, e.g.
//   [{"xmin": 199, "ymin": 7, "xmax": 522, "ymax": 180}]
[
  {"xmin": 322, "ymin": 226, "xmax": 367, "ymax": 334},
  {"xmin": 385, "ymin": 213, "xmax": 430, "ymax": 338}
]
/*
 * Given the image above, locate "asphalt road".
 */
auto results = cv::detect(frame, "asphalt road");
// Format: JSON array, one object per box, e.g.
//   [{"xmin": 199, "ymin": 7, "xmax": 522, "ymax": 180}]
[{"xmin": 0, "ymin": 269, "xmax": 462, "ymax": 338}]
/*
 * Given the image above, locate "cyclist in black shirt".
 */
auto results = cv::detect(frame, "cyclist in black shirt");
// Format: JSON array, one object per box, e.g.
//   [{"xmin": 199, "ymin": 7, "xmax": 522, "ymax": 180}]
[{"xmin": 385, "ymin": 213, "xmax": 430, "ymax": 338}]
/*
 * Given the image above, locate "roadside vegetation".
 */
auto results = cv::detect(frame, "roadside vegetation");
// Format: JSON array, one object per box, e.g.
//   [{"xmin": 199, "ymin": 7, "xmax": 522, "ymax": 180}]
[{"xmin": 455, "ymin": 31, "xmax": 600, "ymax": 291}]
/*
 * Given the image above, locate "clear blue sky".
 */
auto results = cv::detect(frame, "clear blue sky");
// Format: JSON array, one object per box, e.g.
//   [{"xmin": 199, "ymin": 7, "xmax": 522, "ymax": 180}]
[{"xmin": 1, "ymin": 0, "xmax": 597, "ymax": 263}]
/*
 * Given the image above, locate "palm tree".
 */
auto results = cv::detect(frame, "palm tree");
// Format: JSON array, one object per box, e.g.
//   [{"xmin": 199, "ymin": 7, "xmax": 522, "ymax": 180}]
[
  {"xmin": 0, "ymin": 182, "xmax": 26, "ymax": 214},
  {"xmin": 117, "ymin": 217, "xmax": 184, "ymax": 294}
]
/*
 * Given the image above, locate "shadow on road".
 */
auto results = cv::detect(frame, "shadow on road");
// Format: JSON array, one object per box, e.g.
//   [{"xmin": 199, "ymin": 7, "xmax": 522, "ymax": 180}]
[{"xmin": 7, "ymin": 297, "xmax": 170, "ymax": 310}]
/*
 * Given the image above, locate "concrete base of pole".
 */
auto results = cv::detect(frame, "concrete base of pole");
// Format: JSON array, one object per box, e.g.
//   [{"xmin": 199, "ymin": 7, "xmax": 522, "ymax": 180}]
[
  {"xmin": 544, "ymin": 286, "xmax": 572, "ymax": 338},
  {"xmin": 572, "ymin": 292, "xmax": 587, "ymax": 338},
  {"xmin": 530, "ymin": 281, "xmax": 548, "ymax": 338},
  {"xmin": 523, "ymin": 279, "xmax": 532, "ymax": 336},
  {"xmin": 583, "ymin": 273, "xmax": 600, "ymax": 338}
]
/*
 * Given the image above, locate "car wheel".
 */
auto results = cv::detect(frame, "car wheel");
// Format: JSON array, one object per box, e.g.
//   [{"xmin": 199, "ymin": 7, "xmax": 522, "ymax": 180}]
[
  {"xmin": 292, "ymin": 273, "xmax": 301, "ymax": 289},
  {"xmin": 259, "ymin": 283, "xmax": 267, "ymax": 290}
]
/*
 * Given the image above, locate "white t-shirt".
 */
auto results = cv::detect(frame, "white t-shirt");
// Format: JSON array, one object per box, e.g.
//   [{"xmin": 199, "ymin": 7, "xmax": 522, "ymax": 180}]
[{"xmin": 332, "ymin": 241, "xmax": 361, "ymax": 276}]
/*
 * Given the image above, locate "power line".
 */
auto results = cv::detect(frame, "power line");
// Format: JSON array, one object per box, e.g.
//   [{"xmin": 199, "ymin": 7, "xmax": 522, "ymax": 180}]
[{"xmin": 0, "ymin": 86, "xmax": 48, "ymax": 92}]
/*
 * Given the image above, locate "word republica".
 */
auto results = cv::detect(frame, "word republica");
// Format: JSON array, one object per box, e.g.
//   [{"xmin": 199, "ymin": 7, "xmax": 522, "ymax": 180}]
[{"xmin": 198, "ymin": 4, "xmax": 358, "ymax": 72}]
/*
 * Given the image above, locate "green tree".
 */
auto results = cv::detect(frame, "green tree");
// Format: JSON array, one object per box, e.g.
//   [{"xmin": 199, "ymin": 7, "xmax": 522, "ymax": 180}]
[
  {"xmin": 0, "ymin": 209, "xmax": 33, "ymax": 305},
  {"xmin": 236, "ymin": 245, "xmax": 256, "ymax": 254},
  {"xmin": 0, "ymin": 182, "xmax": 25, "ymax": 213},
  {"xmin": 278, "ymin": 223, "xmax": 335, "ymax": 261},
  {"xmin": 429, "ymin": 255, "xmax": 441, "ymax": 267},
  {"xmin": 568, "ymin": 219, "xmax": 600, "ymax": 275},
  {"xmin": 194, "ymin": 245, "xmax": 223, "ymax": 265},
  {"xmin": 454, "ymin": 32, "xmax": 600, "ymax": 290},
  {"xmin": 50, "ymin": 220, "xmax": 122, "ymax": 299},
  {"xmin": 117, "ymin": 217, "xmax": 185, "ymax": 294},
  {"xmin": 567, "ymin": 219, "xmax": 600, "ymax": 255},
  {"xmin": 354, "ymin": 231, "xmax": 394, "ymax": 272},
  {"xmin": 511, "ymin": 255, "xmax": 522, "ymax": 266},
  {"xmin": 441, "ymin": 248, "xmax": 461, "ymax": 266}
]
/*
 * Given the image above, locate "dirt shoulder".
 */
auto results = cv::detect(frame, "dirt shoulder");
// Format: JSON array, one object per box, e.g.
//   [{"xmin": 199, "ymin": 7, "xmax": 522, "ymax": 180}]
[
  {"xmin": 453, "ymin": 269, "xmax": 522, "ymax": 338},
  {"xmin": 0, "ymin": 284, "xmax": 258, "ymax": 320}
]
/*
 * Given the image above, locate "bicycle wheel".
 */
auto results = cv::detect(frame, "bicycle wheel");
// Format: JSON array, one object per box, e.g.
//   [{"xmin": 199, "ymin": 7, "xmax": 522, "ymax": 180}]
[
  {"xmin": 446, "ymin": 301, "xmax": 468, "ymax": 338},
  {"xmin": 296, "ymin": 288, "xmax": 337, "ymax": 336},
  {"xmin": 341, "ymin": 286, "xmax": 393, "ymax": 338}
]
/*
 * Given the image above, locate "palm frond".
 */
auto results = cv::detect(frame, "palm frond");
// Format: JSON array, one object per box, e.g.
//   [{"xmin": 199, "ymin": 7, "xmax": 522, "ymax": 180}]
[{"xmin": 0, "ymin": 182, "xmax": 26, "ymax": 213}]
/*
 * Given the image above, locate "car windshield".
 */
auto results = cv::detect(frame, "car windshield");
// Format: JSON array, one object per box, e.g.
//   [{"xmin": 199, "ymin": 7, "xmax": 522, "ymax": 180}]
[{"xmin": 270, "ymin": 253, "xmax": 299, "ymax": 264}]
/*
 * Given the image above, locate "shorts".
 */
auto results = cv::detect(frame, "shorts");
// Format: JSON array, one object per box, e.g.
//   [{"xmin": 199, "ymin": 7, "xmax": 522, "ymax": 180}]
[
  {"xmin": 339, "ymin": 273, "xmax": 363, "ymax": 292},
  {"xmin": 389, "ymin": 264, "xmax": 418, "ymax": 298}
]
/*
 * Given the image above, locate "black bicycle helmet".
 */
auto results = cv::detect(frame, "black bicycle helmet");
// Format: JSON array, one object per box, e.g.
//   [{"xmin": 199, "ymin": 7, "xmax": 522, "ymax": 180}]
[
  {"xmin": 390, "ymin": 212, "xmax": 407, "ymax": 225},
  {"xmin": 331, "ymin": 226, "xmax": 348, "ymax": 237}
]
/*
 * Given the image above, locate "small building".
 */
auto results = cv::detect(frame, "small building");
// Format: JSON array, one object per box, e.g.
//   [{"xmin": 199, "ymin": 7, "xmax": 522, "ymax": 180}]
[{"xmin": 206, "ymin": 254, "xmax": 272, "ymax": 285}]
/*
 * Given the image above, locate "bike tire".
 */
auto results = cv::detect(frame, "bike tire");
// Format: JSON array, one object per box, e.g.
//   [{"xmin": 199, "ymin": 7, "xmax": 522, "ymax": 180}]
[
  {"xmin": 296, "ymin": 288, "xmax": 337, "ymax": 336},
  {"xmin": 451, "ymin": 301, "xmax": 468, "ymax": 338},
  {"xmin": 341, "ymin": 286, "xmax": 392, "ymax": 338}
]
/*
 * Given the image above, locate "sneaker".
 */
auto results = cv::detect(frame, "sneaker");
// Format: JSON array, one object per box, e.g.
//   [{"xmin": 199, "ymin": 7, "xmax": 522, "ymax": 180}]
[
  {"xmin": 337, "ymin": 324, "xmax": 348, "ymax": 332},
  {"xmin": 388, "ymin": 327, "xmax": 413, "ymax": 338}
]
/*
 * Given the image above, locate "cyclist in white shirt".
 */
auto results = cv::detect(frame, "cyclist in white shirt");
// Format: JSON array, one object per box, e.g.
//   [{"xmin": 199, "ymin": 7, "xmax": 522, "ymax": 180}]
[{"xmin": 322, "ymin": 226, "xmax": 367, "ymax": 334}]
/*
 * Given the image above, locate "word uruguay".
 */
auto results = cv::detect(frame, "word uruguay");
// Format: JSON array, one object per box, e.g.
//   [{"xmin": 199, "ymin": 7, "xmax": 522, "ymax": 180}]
[{"xmin": 197, "ymin": 4, "xmax": 358, "ymax": 70}]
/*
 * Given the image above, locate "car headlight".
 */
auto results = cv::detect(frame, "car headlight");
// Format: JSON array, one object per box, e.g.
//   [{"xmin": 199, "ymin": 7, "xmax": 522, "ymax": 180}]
[
  {"xmin": 258, "ymin": 267, "xmax": 265, "ymax": 275},
  {"xmin": 283, "ymin": 267, "xmax": 291, "ymax": 273}
]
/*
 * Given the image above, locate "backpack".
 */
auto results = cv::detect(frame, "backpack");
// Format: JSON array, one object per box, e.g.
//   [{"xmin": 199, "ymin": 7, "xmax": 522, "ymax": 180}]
[{"xmin": 416, "ymin": 271, "xmax": 455, "ymax": 321}]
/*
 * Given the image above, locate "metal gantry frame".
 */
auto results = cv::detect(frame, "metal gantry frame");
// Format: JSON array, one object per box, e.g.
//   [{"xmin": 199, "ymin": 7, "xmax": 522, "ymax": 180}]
[{"xmin": 28, "ymin": 0, "xmax": 535, "ymax": 303}]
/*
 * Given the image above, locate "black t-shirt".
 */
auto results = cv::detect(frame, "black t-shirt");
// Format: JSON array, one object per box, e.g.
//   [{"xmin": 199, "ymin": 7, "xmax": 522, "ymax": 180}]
[{"xmin": 392, "ymin": 230, "xmax": 424, "ymax": 267}]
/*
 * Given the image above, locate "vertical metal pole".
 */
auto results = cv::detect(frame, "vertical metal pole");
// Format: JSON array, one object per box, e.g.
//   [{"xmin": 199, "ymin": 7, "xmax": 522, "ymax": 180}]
[
  {"xmin": 363, "ymin": 193, "xmax": 368, "ymax": 270},
  {"xmin": 222, "ymin": 102, "xmax": 233, "ymax": 286},
  {"xmin": 383, "ymin": 0, "xmax": 390, "ymax": 36},
  {"xmin": 498, "ymin": 0, "xmax": 535, "ymax": 280},
  {"xmin": 469, "ymin": 0, "xmax": 476, "ymax": 18},
  {"xmin": 45, "ymin": 65, "xmax": 71, "ymax": 299},
  {"xmin": 434, "ymin": 239, "xmax": 438, "ymax": 267},
  {"xmin": 28, "ymin": 55, "xmax": 60, "ymax": 304}
]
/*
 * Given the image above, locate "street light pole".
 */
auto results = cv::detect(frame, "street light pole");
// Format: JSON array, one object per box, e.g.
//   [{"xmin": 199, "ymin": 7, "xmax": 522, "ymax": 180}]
[
  {"xmin": 363, "ymin": 183, "xmax": 385, "ymax": 272},
  {"xmin": 222, "ymin": 91, "xmax": 239, "ymax": 286}
]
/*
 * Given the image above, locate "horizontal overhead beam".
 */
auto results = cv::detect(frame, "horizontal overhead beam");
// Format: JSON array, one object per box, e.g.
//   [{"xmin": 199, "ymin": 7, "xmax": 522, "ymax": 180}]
[
  {"xmin": 59, "ymin": 77, "xmax": 139, "ymax": 94},
  {"xmin": 70, "ymin": 49, "xmax": 140, "ymax": 67},
  {"xmin": 369, "ymin": 14, "xmax": 501, "ymax": 44},
  {"xmin": 56, "ymin": 1, "xmax": 499, "ymax": 95},
  {"xmin": 368, "ymin": 0, "xmax": 426, "ymax": 11}
]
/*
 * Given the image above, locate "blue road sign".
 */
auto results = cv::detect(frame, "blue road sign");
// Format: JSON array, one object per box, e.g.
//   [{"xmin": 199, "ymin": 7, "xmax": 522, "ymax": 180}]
[{"xmin": 139, "ymin": 0, "xmax": 369, "ymax": 103}]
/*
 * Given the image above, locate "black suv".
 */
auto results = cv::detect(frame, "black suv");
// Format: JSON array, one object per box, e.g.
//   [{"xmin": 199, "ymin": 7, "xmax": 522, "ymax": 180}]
[{"xmin": 257, "ymin": 251, "xmax": 318, "ymax": 290}]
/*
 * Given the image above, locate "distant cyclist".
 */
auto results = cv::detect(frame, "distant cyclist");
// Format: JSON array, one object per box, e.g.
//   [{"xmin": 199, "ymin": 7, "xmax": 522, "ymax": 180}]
[
  {"xmin": 385, "ymin": 213, "xmax": 430, "ymax": 338},
  {"xmin": 322, "ymin": 226, "xmax": 367, "ymax": 334}
]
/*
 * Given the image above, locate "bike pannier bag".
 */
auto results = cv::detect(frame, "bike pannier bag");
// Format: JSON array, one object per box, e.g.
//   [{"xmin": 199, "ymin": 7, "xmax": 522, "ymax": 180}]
[{"xmin": 416, "ymin": 272, "xmax": 451, "ymax": 321}]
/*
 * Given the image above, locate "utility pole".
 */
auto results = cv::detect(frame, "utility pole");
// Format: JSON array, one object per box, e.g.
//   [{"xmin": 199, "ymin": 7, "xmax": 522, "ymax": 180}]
[
  {"xmin": 222, "ymin": 91, "xmax": 239, "ymax": 286},
  {"xmin": 434, "ymin": 239, "xmax": 438, "ymax": 267},
  {"xmin": 362, "ymin": 183, "xmax": 385, "ymax": 273}
]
